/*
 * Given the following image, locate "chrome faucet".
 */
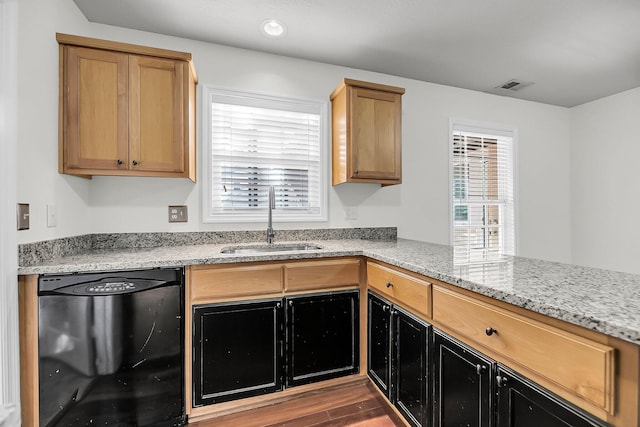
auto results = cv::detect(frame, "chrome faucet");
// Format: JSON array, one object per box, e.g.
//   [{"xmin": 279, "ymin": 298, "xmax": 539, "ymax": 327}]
[{"xmin": 267, "ymin": 186, "xmax": 275, "ymax": 244}]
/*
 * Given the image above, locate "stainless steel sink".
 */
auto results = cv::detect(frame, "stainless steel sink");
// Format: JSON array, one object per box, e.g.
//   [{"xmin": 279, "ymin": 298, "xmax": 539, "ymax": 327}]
[{"xmin": 220, "ymin": 244, "xmax": 323, "ymax": 254}]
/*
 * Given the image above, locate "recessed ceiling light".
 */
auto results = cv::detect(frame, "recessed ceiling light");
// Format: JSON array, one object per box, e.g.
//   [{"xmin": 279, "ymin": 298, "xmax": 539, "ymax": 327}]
[{"xmin": 261, "ymin": 19, "xmax": 287, "ymax": 38}]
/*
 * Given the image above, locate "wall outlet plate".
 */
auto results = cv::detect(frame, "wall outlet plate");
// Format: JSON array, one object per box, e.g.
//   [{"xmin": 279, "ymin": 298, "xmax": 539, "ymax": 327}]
[
  {"xmin": 344, "ymin": 206, "xmax": 358, "ymax": 220},
  {"xmin": 169, "ymin": 205, "xmax": 188, "ymax": 223},
  {"xmin": 17, "ymin": 203, "xmax": 29, "ymax": 230}
]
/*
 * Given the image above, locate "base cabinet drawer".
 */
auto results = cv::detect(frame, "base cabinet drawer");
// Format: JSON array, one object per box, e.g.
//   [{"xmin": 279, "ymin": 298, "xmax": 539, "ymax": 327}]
[
  {"xmin": 286, "ymin": 258, "xmax": 360, "ymax": 291},
  {"xmin": 190, "ymin": 264, "xmax": 283, "ymax": 301},
  {"xmin": 367, "ymin": 262, "xmax": 431, "ymax": 317},
  {"xmin": 432, "ymin": 285, "xmax": 615, "ymax": 413}
]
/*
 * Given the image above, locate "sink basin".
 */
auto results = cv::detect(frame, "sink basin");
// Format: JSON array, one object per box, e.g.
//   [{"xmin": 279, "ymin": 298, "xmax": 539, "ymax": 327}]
[{"xmin": 220, "ymin": 244, "xmax": 323, "ymax": 254}]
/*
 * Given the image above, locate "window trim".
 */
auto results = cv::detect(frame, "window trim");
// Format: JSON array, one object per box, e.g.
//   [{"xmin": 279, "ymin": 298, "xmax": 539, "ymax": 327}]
[
  {"xmin": 202, "ymin": 85, "xmax": 329, "ymax": 223},
  {"xmin": 448, "ymin": 118, "xmax": 518, "ymax": 258}
]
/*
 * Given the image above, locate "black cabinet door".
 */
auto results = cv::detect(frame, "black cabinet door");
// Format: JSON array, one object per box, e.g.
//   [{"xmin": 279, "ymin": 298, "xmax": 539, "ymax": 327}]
[
  {"xmin": 394, "ymin": 306, "xmax": 431, "ymax": 427},
  {"xmin": 495, "ymin": 366, "xmax": 608, "ymax": 427},
  {"xmin": 285, "ymin": 290, "xmax": 360, "ymax": 387},
  {"xmin": 368, "ymin": 291, "xmax": 393, "ymax": 396},
  {"xmin": 433, "ymin": 330, "xmax": 494, "ymax": 427},
  {"xmin": 192, "ymin": 298, "xmax": 283, "ymax": 406}
]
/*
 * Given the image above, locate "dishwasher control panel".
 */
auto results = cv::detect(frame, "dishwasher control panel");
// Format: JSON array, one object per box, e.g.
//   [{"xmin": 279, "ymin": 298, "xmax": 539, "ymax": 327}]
[{"xmin": 87, "ymin": 281, "xmax": 137, "ymax": 293}]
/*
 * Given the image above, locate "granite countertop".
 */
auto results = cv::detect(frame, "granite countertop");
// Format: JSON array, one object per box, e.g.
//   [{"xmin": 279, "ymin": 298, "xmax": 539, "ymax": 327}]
[{"xmin": 18, "ymin": 235, "xmax": 640, "ymax": 345}]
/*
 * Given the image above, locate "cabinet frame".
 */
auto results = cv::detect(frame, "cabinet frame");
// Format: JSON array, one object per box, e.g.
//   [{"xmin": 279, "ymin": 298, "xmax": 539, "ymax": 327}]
[
  {"xmin": 57, "ymin": 33, "xmax": 197, "ymax": 181},
  {"xmin": 331, "ymin": 78, "xmax": 405, "ymax": 186}
]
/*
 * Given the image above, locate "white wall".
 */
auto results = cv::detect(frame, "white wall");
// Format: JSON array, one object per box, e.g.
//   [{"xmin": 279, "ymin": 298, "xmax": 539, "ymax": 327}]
[
  {"xmin": 570, "ymin": 87, "xmax": 640, "ymax": 274},
  {"xmin": 17, "ymin": 0, "xmax": 573, "ymax": 264}
]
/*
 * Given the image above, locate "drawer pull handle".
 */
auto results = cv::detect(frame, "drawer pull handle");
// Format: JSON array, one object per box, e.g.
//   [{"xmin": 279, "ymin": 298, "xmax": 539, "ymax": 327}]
[
  {"xmin": 386, "ymin": 282, "xmax": 393, "ymax": 288},
  {"xmin": 485, "ymin": 327, "xmax": 497, "ymax": 336}
]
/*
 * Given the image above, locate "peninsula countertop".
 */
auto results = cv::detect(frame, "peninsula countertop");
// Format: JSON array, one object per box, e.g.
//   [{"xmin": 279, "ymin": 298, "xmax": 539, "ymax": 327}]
[{"xmin": 18, "ymin": 238, "xmax": 640, "ymax": 345}]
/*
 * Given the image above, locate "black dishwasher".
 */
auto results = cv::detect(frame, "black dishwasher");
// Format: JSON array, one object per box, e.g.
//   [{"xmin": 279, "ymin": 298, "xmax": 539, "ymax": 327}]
[{"xmin": 38, "ymin": 268, "xmax": 185, "ymax": 427}]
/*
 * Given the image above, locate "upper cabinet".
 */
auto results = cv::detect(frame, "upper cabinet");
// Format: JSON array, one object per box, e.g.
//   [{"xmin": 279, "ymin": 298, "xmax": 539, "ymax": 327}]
[
  {"xmin": 330, "ymin": 78, "xmax": 405, "ymax": 186},
  {"xmin": 57, "ymin": 33, "xmax": 197, "ymax": 181}
]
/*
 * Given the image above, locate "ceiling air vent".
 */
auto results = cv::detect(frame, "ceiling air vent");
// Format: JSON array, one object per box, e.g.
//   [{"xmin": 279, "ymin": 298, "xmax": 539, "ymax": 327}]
[{"xmin": 495, "ymin": 79, "xmax": 534, "ymax": 92}]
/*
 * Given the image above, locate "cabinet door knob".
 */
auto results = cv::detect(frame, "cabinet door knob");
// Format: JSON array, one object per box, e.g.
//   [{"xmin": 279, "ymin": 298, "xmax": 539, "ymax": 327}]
[
  {"xmin": 382, "ymin": 305, "xmax": 389, "ymax": 312},
  {"xmin": 386, "ymin": 282, "xmax": 393, "ymax": 288},
  {"xmin": 496, "ymin": 375, "xmax": 508, "ymax": 387},
  {"xmin": 116, "ymin": 159, "xmax": 123, "ymax": 166},
  {"xmin": 354, "ymin": 169, "xmax": 359, "ymax": 175},
  {"xmin": 485, "ymin": 327, "xmax": 497, "ymax": 336},
  {"xmin": 476, "ymin": 364, "xmax": 486, "ymax": 375},
  {"xmin": 132, "ymin": 160, "xmax": 139, "ymax": 166}
]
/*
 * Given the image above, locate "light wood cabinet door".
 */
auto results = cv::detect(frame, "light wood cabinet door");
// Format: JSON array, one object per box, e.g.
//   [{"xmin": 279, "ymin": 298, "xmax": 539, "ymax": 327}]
[
  {"xmin": 331, "ymin": 79, "xmax": 404, "ymax": 186},
  {"xmin": 58, "ymin": 33, "xmax": 197, "ymax": 181},
  {"xmin": 350, "ymin": 87, "xmax": 402, "ymax": 182},
  {"xmin": 63, "ymin": 46, "xmax": 129, "ymax": 171},
  {"xmin": 129, "ymin": 55, "xmax": 185, "ymax": 173}
]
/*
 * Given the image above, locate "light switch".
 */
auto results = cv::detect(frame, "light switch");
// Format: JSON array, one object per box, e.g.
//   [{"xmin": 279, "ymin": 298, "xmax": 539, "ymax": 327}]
[
  {"xmin": 17, "ymin": 203, "xmax": 29, "ymax": 230},
  {"xmin": 47, "ymin": 204, "xmax": 57, "ymax": 228}
]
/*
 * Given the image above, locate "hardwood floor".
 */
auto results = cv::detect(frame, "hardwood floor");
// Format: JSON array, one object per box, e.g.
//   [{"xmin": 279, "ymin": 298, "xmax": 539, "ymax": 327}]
[{"xmin": 188, "ymin": 379, "xmax": 407, "ymax": 427}]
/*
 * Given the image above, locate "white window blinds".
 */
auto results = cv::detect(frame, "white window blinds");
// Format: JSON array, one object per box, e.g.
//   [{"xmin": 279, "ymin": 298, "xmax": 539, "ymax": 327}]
[
  {"xmin": 450, "ymin": 120, "xmax": 515, "ymax": 262},
  {"xmin": 203, "ymin": 88, "xmax": 327, "ymax": 222}
]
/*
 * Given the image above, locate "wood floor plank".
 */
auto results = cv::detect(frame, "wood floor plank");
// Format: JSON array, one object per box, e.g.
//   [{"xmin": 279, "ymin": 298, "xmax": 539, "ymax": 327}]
[{"xmin": 189, "ymin": 380, "xmax": 406, "ymax": 427}]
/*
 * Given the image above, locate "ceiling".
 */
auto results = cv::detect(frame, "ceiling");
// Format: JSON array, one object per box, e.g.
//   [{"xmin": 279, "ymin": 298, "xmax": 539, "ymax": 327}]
[{"xmin": 73, "ymin": 0, "xmax": 640, "ymax": 107}]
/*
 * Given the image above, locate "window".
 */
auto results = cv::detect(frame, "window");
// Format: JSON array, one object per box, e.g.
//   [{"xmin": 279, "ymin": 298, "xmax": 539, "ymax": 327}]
[
  {"xmin": 450, "ymin": 119, "xmax": 515, "ymax": 262},
  {"xmin": 203, "ymin": 87, "xmax": 328, "ymax": 222}
]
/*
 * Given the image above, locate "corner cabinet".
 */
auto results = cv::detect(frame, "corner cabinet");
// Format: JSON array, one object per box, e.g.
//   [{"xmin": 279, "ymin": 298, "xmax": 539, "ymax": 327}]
[
  {"xmin": 330, "ymin": 79, "xmax": 405, "ymax": 186},
  {"xmin": 57, "ymin": 33, "xmax": 197, "ymax": 181},
  {"xmin": 368, "ymin": 291, "xmax": 431, "ymax": 427}
]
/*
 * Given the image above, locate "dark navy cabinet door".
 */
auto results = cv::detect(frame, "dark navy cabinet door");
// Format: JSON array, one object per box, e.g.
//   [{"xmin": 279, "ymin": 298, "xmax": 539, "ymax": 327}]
[
  {"xmin": 433, "ymin": 330, "xmax": 494, "ymax": 427},
  {"xmin": 285, "ymin": 290, "xmax": 360, "ymax": 387},
  {"xmin": 192, "ymin": 298, "xmax": 283, "ymax": 406},
  {"xmin": 394, "ymin": 306, "xmax": 430, "ymax": 427},
  {"xmin": 368, "ymin": 291, "xmax": 393, "ymax": 396},
  {"xmin": 368, "ymin": 291, "xmax": 431, "ymax": 427}
]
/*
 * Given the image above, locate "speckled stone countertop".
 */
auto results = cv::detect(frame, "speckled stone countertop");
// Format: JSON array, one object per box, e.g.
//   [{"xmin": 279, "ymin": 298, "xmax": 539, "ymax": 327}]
[{"xmin": 18, "ymin": 235, "xmax": 640, "ymax": 345}]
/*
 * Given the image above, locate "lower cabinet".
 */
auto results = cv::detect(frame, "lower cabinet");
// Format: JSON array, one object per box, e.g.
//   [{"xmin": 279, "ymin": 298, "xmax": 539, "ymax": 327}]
[
  {"xmin": 368, "ymin": 291, "xmax": 431, "ymax": 427},
  {"xmin": 434, "ymin": 330, "xmax": 608, "ymax": 427},
  {"xmin": 192, "ymin": 290, "xmax": 359, "ymax": 407},
  {"xmin": 433, "ymin": 330, "xmax": 495, "ymax": 427},
  {"xmin": 286, "ymin": 291, "xmax": 360, "ymax": 387}
]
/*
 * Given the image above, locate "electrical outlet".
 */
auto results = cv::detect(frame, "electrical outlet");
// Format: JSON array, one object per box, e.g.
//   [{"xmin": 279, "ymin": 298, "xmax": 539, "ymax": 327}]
[
  {"xmin": 47, "ymin": 204, "xmax": 57, "ymax": 228},
  {"xmin": 344, "ymin": 206, "xmax": 358, "ymax": 220},
  {"xmin": 17, "ymin": 203, "xmax": 29, "ymax": 230},
  {"xmin": 169, "ymin": 205, "xmax": 188, "ymax": 223}
]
